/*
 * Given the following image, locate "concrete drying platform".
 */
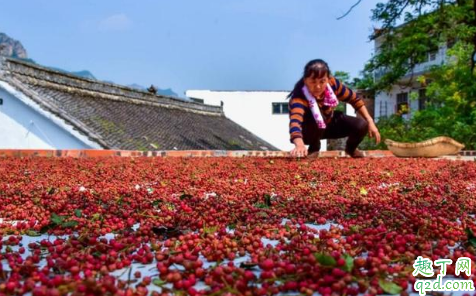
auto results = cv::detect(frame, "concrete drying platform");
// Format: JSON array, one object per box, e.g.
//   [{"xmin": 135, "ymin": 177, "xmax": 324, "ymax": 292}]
[
  {"xmin": 0, "ymin": 149, "xmax": 395, "ymax": 158},
  {"xmin": 0, "ymin": 149, "xmax": 474, "ymax": 160}
]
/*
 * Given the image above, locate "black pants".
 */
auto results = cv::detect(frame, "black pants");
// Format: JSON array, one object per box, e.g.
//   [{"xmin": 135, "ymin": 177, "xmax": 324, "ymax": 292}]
[{"xmin": 302, "ymin": 111, "xmax": 368, "ymax": 154}]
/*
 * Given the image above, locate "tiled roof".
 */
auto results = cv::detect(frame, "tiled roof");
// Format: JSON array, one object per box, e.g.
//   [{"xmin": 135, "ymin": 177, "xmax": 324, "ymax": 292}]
[{"xmin": 0, "ymin": 57, "xmax": 277, "ymax": 151}]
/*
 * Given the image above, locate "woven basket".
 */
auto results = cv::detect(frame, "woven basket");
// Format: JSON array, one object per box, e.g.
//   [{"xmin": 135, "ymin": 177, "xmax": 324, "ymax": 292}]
[{"xmin": 385, "ymin": 136, "xmax": 465, "ymax": 158}]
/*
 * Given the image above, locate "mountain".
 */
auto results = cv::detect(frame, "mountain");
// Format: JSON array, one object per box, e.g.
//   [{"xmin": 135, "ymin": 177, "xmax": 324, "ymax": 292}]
[
  {"xmin": 0, "ymin": 32, "xmax": 95, "ymax": 79},
  {"xmin": 48, "ymin": 67, "xmax": 96, "ymax": 80},
  {"xmin": 127, "ymin": 83, "xmax": 147, "ymax": 90},
  {"xmin": 0, "ymin": 32, "xmax": 28, "ymax": 59},
  {"xmin": 69, "ymin": 70, "xmax": 96, "ymax": 80},
  {"xmin": 1, "ymin": 32, "xmax": 177, "ymax": 97},
  {"xmin": 127, "ymin": 84, "xmax": 178, "ymax": 97}
]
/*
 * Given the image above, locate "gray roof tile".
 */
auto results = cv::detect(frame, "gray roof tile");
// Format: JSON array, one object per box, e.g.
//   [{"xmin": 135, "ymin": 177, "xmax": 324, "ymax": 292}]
[{"xmin": 0, "ymin": 57, "xmax": 276, "ymax": 151}]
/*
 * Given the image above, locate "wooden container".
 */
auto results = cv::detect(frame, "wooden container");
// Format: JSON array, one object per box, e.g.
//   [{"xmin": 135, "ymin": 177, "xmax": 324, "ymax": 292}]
[{"xmin": 385, "ymin": 137, "xmax": 465, "ymax": 158}]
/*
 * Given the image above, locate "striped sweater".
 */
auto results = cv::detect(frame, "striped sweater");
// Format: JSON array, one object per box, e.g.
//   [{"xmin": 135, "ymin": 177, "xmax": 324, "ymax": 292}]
[{"xmin": 289, "ymin": 76, "xmax": 365, "ymax": 143}]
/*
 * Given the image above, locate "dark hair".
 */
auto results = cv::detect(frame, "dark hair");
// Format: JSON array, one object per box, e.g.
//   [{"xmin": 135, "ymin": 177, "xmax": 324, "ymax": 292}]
[{"xmin": 287, "ymin": 59, "xmax": 331, "ymax": 99}]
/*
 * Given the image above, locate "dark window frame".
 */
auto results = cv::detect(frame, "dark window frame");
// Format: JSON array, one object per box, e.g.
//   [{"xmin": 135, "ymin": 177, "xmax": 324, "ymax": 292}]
[
  {"xmin": 272, "ymin": 102, "xmax": 289, "ymax": 115},
  {"xmin": 396, "ymin": 92, "xmax": 409, "ymax": 114},
  {"xmin": 379, "ymin": 100, "xmax": 388, "ymax": 118}
]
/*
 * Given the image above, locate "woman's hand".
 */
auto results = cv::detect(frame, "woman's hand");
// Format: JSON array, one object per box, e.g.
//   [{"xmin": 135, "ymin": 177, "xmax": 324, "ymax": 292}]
[
  {"xmin": 356, "ymin": 105, "xmax": 381, "ymax": 144},
  {"xmin": 368, "ymin": 121, "xmax": 381, "ymax": 144},
  {"xmin": 290, "ymin": 138, "xmax": 308, "ymax": 158}
]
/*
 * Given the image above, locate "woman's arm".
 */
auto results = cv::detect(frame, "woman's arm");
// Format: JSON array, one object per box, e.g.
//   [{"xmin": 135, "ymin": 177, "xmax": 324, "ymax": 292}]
[
  {"xmin": 330, "ymin": 77, "xmax": 381, "ymax": 144},
  {"xmin": 288, "ymin": 98, "xmax": 308, "ymax": 157},
  {"xmin": 357, "ymin": 105, "xmax": 381, "ymax": 144}
]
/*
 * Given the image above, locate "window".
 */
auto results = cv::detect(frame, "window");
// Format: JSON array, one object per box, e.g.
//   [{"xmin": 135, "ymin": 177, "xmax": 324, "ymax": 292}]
[
  {"xmin": 379, "ymin": 101, "xmax": 388, "ymax": 118},
  {"xmin": 282, "ymin": 104, "xmax": 289, "ymax": 114},
  {"xmin": 396, "ymin": 92, "xmax": 409, "ymax": 114},
  {"xmin": 272, "ymin": 102, "xmax": 289, "ymax": 114},
  {"xmin": 419, "ymin": 89, "xmax": 427, "ymax": 110}
]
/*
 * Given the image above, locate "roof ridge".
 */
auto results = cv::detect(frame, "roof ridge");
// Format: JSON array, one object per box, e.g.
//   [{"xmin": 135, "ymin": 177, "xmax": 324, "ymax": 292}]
[
  {"xmin": 2, "ymin": 57, "xmax": 223, "ymax": 114},
  {"xmin": 22, "ymin": 76, "xmax": 224, "ymax": 116},
  {"xmin": 0, "ymin": 56, "xmax": 277, "ymax": 152}
]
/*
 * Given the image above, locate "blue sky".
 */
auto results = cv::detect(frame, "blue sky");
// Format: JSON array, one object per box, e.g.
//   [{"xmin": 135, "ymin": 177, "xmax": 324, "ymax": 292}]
[{"xmin": 1, "ymin": 0, "xmax": 381, "ymax": 97}]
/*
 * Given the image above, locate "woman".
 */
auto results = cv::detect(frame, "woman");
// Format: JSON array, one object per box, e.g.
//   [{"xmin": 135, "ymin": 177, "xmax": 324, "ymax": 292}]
[{"xmin": 288, "ymin": 59, "xmax": 380, "ymax": 158}]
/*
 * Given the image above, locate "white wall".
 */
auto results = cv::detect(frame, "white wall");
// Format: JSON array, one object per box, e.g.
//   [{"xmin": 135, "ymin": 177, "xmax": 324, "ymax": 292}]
[
  {"xmin": 345, "ymin": 104, "xmax": 358, "ymax": 117},
  {"xmin": 0, "ymin": 82, "xmax": 95, "ymax": 149},
  {"xmin": 185, "ymin": 90, "xmax": 328, "ymax": 151},
  {"xmin": 409, "ymin": 90, "xmax": 420, "ymax": 112},
  {"xmin": 374, "ymin": 36, "xmax": 448, "ymax": 80},
  {"xmin": 412, "ymin": 46, "xmax": 447, "ymax": 73},
  {"xmin": 375, "ymin": 90, "xmax": 396, "ymax": 120},
  {"xmin": 374, "ymin": 85, "xmax": 423, "ymax": 121},
  {"xmin": 373, "ymin": 38, "xmax": 450, "ymax": 120}
]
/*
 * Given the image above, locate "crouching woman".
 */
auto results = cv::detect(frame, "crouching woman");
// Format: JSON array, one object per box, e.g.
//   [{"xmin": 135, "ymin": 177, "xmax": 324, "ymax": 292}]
[{"xmin": 288, "ymin": 59, "xmax": 380, "ymax": 158}]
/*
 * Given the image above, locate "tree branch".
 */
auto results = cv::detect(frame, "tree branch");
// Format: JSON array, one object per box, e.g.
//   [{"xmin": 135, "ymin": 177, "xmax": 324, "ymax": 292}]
[
  {"xmin": 371, "ymin": 0, "xmax": 412, "ymax": 39},
  {"xmin": 337, "ymin": 0, "xmax": 363, "ymax": 20},
  {"xmin": 383, "ymin": 0, "xmax": 411, "ymax": 30}
]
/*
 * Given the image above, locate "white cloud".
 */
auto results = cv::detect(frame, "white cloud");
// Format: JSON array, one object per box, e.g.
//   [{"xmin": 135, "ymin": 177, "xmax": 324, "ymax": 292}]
[{"xmin": 98, "ymin": 13, "xmax": 132, "ymax": 31}]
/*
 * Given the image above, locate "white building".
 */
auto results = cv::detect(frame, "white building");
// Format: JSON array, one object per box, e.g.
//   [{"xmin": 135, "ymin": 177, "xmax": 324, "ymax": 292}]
[
  {"xmin": 0, "ymin": 81, "xmax": 97, "ymax": 149},
  {"xmin": 184, "ymin": 90, "xmax": 356, "ymax": 151},
  {"xmin": 373, "ymin": 36, "xmax": 452, "ymax": 120}
]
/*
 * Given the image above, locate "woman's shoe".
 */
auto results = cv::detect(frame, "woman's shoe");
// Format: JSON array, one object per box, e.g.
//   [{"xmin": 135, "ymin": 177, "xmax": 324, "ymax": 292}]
[{"xmin": 345, "ymin": 149, "xmax": 365, "ymax": 158}]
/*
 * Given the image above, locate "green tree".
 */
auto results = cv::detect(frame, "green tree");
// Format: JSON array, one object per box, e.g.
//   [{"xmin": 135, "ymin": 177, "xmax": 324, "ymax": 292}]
[
  {"xmin": 366, "ymin": 0, "xmax": 476, "ymax": 91},
  {"xmin": 334, "ymin": 71, "xmax": 351, "ymax": 85},
  {"xmin": 357, "ymin": 0, "xmax": 476, "ymax": 150},
  {"xmin": 333, "ymin": 71, "xmax": 352, "ymax": 113}
]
